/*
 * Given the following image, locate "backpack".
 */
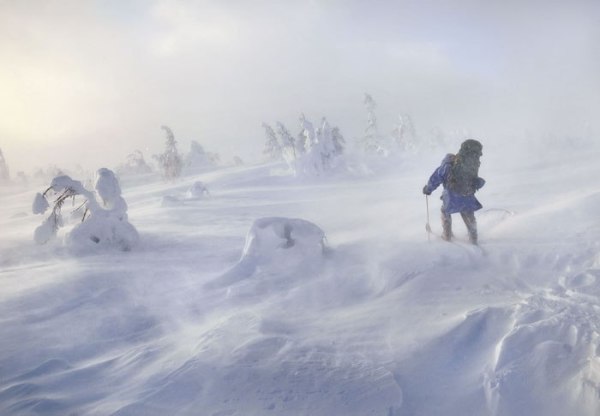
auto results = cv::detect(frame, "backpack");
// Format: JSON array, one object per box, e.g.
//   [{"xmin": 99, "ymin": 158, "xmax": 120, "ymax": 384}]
[{"xmin": 446, "ymin": 152, "xmax": 481, "ymax": 196}]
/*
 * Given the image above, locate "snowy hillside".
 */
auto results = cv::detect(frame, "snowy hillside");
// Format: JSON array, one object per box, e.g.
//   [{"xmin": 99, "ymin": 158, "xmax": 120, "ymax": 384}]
[{"xmin": 1, "ymin": 144, "xmax": 599, "ymax": 416}]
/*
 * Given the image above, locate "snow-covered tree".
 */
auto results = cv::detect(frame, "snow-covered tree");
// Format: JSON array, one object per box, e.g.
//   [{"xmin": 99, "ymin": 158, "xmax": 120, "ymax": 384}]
[
  {"xmin": 154, "ymin": 126, "xmax": 183, "ymax": 180},
  {"xmin": 0, "ymin": 148, "xmax": 10, "ymax": 182},
  {"xmin": 262, "ymin": 123, "xmax": 282, "ymax": 161},
  {"xmin": 185, "ymin": 140, "xmax": 219, "ymax": 173},
  {"xmin": 294, "ymin": 115, "xmax": 346, "ymax": 176},
  {"xmin": 295, "ymin": 129, "xmax": 307, "ymax": 156},
  {"xmin": 300, "ymin": 114, "xmax": 317, "ymax": 152},
  {"xmin": 331, "ymin": 126, "xmax": 345, "ymax": 155},
  {"xmin": 276, "ymin": 122, "xmax": 297, "ymax": 168},
  {"xmin": 32, "ymin": 168, "xmax": 139, "ymax": 251},
  {"xmin": 391, "ymin": 113, "xmax": 418, "ymax": 152},
  {"xmin": 298, "ymin": 114, "xmax": 321, "ymax": 174},
  {"xmin": 361, "ymin": 93, "xmax": 388, "ymax": 156},
  {"xmin": 316, "ymin": 118, "xmax": 336, "ymax": 170},
  {"xmin": 263, "ymin": 115, "xmax": 346, "ymax": 177},
  {"xmin": 116, "ymin": 150, "xmax": 153, "ymax": 177}
]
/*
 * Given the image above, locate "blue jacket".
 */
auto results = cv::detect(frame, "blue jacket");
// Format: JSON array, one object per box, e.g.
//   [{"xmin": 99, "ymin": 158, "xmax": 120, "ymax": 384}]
[{"xmin": 424, "ymin": 154, "xmax": 485, "ymax": 214}]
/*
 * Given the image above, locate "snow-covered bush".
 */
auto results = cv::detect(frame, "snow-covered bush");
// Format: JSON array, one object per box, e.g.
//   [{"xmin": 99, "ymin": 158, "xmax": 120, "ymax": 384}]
[
  {"xmin": 32, "ymin": 168, "xmax": 139, "ymax": 252},
  {"xmin": 154, "ymin": 125, "xmax": 183, "ymax": 180},
  {"xmin": 116, "ymin": 150, "xmax": 153, "ymax": 177}
]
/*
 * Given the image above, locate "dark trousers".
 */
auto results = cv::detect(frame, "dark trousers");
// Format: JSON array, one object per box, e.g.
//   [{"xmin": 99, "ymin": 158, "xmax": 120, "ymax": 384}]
[{"xmin": 441, "ymin": 210, "xmax": 477, "ymax": 244}]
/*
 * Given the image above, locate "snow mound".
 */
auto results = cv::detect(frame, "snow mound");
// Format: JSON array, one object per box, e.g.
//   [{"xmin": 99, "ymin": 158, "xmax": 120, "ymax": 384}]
[
  {"xmin": 485, "ymin": 293, "xmax": 600, "ymax": 416},
  {"xmin": 394, "ymin": 307, "xmax": 515, "ymax": 415},
  {"xmin": 66, "ymin": 213, "xmax": 139, "ymax": 253},
  {"xmin": 207, "ymin": 217, "xmax": 326, "ymax": 289},
  {"xmin": 185, "ymin": 181, "xmax": 209, "ymax": 199},
  {"xmin": 242, "ymin": 217, "xmax": 325, "ymax": 262}
]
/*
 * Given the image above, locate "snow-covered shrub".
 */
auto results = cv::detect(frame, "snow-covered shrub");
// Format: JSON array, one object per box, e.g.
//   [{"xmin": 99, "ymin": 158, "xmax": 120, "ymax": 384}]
[
  {"xmin": 32, "ymin": 168, "xmax": 139, "ymax": 252},
  {"xmin": 154, "ymin": 125, "xmax": 183, "ymax": 180},
  {"xmin": 116, "ymin": 150, "xmax": 153, "ymax": 177},
  {"xmin": 186, "ymin": 181, "xmax": 210, "ymax": 199}
]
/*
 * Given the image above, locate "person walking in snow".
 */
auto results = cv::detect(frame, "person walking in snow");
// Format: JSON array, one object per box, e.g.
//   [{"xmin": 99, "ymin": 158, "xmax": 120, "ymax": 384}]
[{"xmin": 422, "ymin": 139, "xmax": 485, "ymax": 244}]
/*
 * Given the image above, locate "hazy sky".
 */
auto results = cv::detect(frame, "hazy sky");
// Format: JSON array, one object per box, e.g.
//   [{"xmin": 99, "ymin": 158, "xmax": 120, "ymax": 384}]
[{"xmin": 1, "ymin": 0, "xmax": 598, "ymax": 173}]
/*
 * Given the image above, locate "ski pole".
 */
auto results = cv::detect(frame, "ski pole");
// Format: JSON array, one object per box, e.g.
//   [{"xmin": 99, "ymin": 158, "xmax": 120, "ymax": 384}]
[{"xmin": 425, "ymin": 195, "xmax": 431, "ymax": 241}]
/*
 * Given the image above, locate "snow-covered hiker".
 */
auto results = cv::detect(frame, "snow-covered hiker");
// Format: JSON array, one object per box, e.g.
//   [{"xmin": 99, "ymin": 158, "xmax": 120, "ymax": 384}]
[{"xmin": 422, "ymin": 139, "xmax": 485, "ymax": 244}]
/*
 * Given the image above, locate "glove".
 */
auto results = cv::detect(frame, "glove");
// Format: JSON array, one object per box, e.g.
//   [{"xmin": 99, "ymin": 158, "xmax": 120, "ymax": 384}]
[
  {"xmin": 423, "ymin": 185, "xmax": 432, "ymax": 195},
  {"xmin": 475, "ymin": 177, "xmax": 486, "ymax": 190}
]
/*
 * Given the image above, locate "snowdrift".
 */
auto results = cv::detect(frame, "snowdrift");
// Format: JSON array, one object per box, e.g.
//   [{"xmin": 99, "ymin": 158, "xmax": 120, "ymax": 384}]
[
  {"xmin": 1, "ymin": 146, "xmax": 600, "ymax": 415},
  {"xmin": 206, "ymin": 217, "xmax": 326, "ymax": 290}
]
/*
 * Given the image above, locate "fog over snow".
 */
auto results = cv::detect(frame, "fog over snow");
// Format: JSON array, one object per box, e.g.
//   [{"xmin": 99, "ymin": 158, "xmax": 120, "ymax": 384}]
[
  {"xmin": 0, "ymin": 0, "xmax": 598, "ymax": 172},
  {"xmin": 1, "ymin": 1, "xmax": 600, "ymax": 416}
]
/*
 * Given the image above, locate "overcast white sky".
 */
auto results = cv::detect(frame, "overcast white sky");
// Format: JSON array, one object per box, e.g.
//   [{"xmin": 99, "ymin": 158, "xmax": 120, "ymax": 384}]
[{"xmin": 0, "ymin": 0, "xmax": 598, "ymax": 173}]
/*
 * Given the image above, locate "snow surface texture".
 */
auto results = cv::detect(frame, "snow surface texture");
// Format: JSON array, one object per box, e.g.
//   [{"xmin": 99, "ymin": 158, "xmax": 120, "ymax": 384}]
[{"xmin": 1, "ymin": 145, "xmax": 600, "ymax": 415}]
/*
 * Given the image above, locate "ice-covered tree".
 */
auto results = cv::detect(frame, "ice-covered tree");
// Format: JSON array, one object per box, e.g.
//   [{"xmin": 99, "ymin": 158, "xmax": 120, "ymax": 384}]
[
  {"xmin": 298, "ymin": 114, "xmax": 321, "ymax": 174},
  {"xmin": 154, "ymin": 125, "xmax": 183, "ymax": 180},
  {"xmin": 0, "ymin": 148, "xmax": 10, "ymax": 182},
  {"xmin": 32, "ymin": 168, "xmax": 139, "ymax": 251},
  {"xmin": 331, "ymin": 126, "xmax": 345, "ymax": 155},
  {"xmin": 295, "ymin": 115, "xmax": 346, "ymax": 176},
  {"xmin": 276, "ymin": 122, "xmax": 296, "ymax": 156},
  {"xmin": 361, "ymin": 93, "xmax": 388, "ymax": 156},
  {"xmin": 262, "ymin": 123, "xmax": 282, "ymax": 161},
  {"xmin": 295, "ymin": 129, "xmax": 307, "ymax": 156},
  {"xmin": 276, "ymin": 122, "xmax": 297, "ymax": 168},
  {"xmin": 300, "ymin": 114, "xmax": 317, "ymax": 152},
  {"xmin": 391, "ymin": 113, "xmax": 418, "ymax": 152},
  {"xmin": 316, "ymin": 118, "xmax": 336, "ymax": 170}
]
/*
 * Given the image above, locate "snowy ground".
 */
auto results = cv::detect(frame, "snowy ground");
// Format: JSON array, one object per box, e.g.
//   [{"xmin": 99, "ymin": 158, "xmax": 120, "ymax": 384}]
[{"xmin": 1, "ymin": 143, "xmax": 600, "ymax": 416}]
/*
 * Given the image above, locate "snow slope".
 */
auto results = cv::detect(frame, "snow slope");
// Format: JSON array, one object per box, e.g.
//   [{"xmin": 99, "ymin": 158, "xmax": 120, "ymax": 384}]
[{"xmin": 0, "ymin": 143, "xmax": 599, "ymax": 416}]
